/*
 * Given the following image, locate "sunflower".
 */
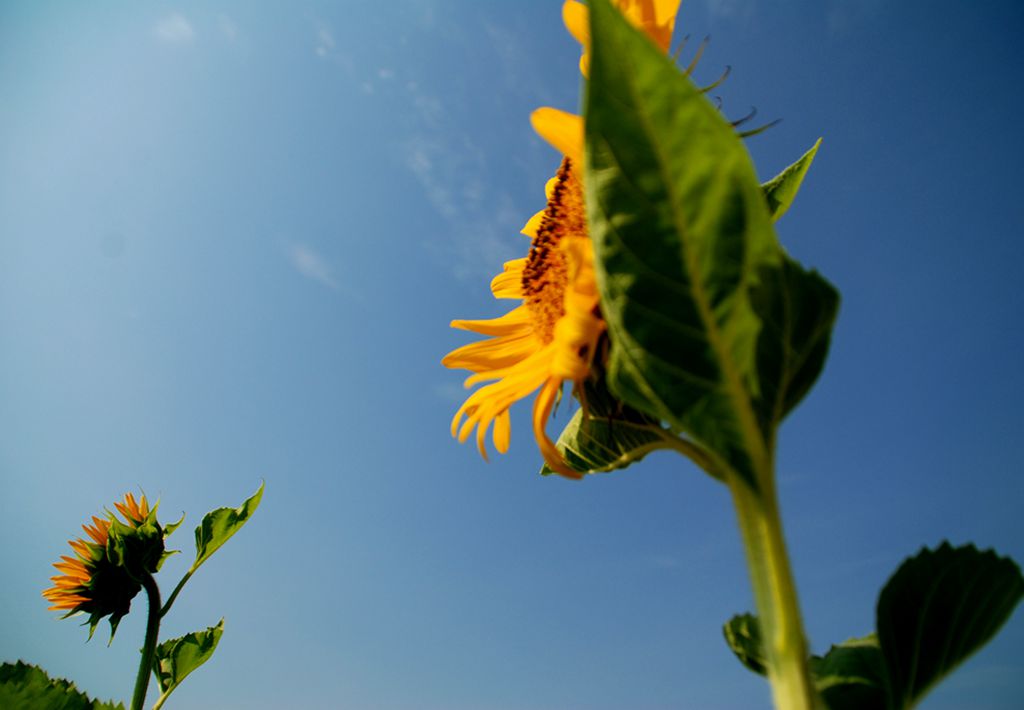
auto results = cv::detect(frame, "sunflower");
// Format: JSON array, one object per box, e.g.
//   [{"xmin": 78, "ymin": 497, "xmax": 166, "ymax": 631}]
[
  {"xmin": 43, "ymin": 492, "xmax": 163, "ymax": 638},
  {"xmin": 442, "ymin": 0, "xmax": 681, "ymax": 478}
]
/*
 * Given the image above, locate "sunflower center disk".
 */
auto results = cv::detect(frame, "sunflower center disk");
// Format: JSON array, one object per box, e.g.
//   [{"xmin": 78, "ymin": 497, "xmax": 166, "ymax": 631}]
[{"xmin": 523, "ymin": 158, "xmax": 588, "ymax": 344}]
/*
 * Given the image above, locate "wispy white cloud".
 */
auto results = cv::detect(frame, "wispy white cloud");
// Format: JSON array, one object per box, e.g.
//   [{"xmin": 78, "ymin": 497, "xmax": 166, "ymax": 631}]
[
  {"xmin": 481, "ymin": 18, "xmax": 561, "ymax": 107},
  {"xmin": 404, "ymin": 129, "xmax": 524, "ymax": 279},
  {"xmin": 287, "ymin": 243, "xmax": 339, "ymax": 290},
  {"xmin": 410, "ymin": 87, "xmax": 443, "ymax": 127},
  {"xmin": 317, "ymin": 17, "xmax": 534, "ymax": 282},
  {"xmin": 314, "ymin": 24, "xmax": 335, "ymax": 58},
  {"xmin": 407, "ymin": 140, "xmax": 457, "ymax": 219},
  {"xmin": 155, "ymin": 13, "xmax": 195, "ymax": 44}
]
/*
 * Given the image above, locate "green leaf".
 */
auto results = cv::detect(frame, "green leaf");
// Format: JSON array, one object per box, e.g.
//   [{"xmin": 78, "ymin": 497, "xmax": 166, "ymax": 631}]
[
  {"xmin": 584, "ymin": 0, "xmax": 837, "ymax": 487},
  {"xmin": 723, "ymin": 613, "xmax": 768, "ymax": 675},
  {"xmin": 723, "ymin": 616, "xmax": 886, "ymax": 710},
  {"xmin": 192, "ymin": 482, "xmax": 263, "ymax": 571},
  {"xmin": 762, "ymin": 139, "xmax": 821, "ymax": 222},
  {"xmin": 810, "ymin": 634, "xmax": 887, "ymax": 710},
  {"xmin": 540, "ymin": 373, "xmax": 677, "ymax": 476},
  {"xmin": 585, "ymin": 0, "xmax": 786, "ymax": 486},
  {"xmin": 0, "ymin": 661, "xmax": 124, "ymax": 710},
  {"xmin": 750, "ymin": 257, "xmax": 839, "ymax": 432},
  {"xmin": 153, "ymin": 619, "xmax": 224, "ymax": 698},
  {"xmin": 876, "ymin": 542, "xmax": 1024, "ymax": 709}
]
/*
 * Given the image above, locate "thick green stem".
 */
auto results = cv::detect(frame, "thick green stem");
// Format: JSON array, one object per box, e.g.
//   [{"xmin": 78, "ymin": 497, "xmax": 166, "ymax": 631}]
[
  {"xmin": 730, "ymin": 476, "xmax": 819, "ymax": 710},
  {"xmin": 130, "ymin": 573, "xmax": 161, "ymax": 710}
]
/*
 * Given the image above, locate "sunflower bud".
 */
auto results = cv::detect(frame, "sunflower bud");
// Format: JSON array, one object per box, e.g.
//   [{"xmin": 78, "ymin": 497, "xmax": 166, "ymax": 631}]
[{"xmin": 43, "ymin": 493, "xmax": 173, "ymax": 641}]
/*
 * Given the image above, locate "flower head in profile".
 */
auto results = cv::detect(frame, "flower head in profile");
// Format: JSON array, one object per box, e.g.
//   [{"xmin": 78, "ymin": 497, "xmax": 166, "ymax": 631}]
[
  {"xmin": 442, "ymin": 0, "xmax": 681, "ymax": 478},
  {"xmin": 43, "ymin": 492, "xmax": 169, "ymax": 639}
]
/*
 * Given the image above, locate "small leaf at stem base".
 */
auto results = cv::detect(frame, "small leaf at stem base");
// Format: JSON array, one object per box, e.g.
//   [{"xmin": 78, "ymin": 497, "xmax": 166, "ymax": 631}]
[{"xmin": 153, "ymin": 619, "xmax": 225, "ymax": 699}]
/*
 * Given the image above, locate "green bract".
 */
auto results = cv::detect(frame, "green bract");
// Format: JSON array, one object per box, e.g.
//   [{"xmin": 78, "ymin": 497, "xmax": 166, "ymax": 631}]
[
  {"xmin": 541, "ymin": 372, "xmax": 679, "ymax": 476},
  {"xmin": 762, "ymin": 140, "xmax": 822, "ymax": 223},
  {"xmin": 106, "ymin": 506, "xmax": 167, "ymax": 582}
]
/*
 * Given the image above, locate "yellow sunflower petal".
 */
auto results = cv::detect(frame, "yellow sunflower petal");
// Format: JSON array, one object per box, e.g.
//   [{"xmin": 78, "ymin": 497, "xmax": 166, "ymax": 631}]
[
  {"xmin": 68, "ymin": 539, "xmax": 92, "ymax": 559},
  {"xmin": 442, "ymin": 332, "xmax": 538, "ymax": 373},
  {"xmin": 450, "ymin": 349, "xmax": 554, "ymax": 443},
  {"xmin": 532, "ymin": 378, "xmax": 583, "ymax": 480},
  {"xmin": 521, "ymin": 210, "xmax": 544, "ymax": 238},
  {"xmin": 114, "ymin": 501, "xmax": 130, "ymax": 521},
  {"xmin": 563, "ymin": 0, "xmax": 589, "ymax": 45},
  {"xmin": 493, "ymin": 410, "xmax": 512, "ymax": 454},
  {"xmin": 461, "ymin": 343, "xmax": 555, "ymax": 388},
  {"xmin": 634, "ymin": 0, "xmax": 682, "ymax": 51},
  {"xmin": 531, "ymin": 108, "xmax": 584, "ymax": 165},
  {"xmin": 46, "ymin": 596, "xmax": 89, "ymax": 611},
  {"xmin": 53, "ymin": 558, "xmax": 90, "ymax": 579},
  {"xmin": 451, "ymin": 306, "xmax": 533, "ymax": 337},
  {"xmin": 83, "ymin": 518, "xmax": 108, "ymax": 545},
  {"xmin": 490, "ymin": 259, "xmax": 527, "ymax": 298},
  {"xmin": 51, "ymin": 575, "xmax": 84, "ymax": 588},
  {"xmin": 563, "ymin": 0, "xmax": 681, "ymax": 76},
  {"xmin": 521, "ymin": 178, "xmax": 561, "ymax": 237}
]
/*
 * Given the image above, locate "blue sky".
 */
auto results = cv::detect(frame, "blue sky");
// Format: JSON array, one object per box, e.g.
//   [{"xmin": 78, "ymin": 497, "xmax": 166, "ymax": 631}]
[{"xmin": 1, "ymin": 2, "xmax": 1022, "ymax": 708}]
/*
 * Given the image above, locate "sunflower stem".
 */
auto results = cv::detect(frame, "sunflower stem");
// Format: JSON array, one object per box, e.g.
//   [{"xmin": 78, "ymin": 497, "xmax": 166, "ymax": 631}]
[
  {"xmin": 729, "ymin": 474, "xmax": 820, "ymax": 710},
  {"xmin": 160, "ymin": 568, "xmax": 193, "ymax": 618},
  {"xmin": 130, "ymin": 573, "xmax": 161, "ymax": 710}
]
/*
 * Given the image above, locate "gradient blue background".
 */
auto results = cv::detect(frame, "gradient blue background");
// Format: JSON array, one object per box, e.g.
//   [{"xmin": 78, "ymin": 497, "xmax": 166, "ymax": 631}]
[{"xmin": 2, "ymin": 2, "xmax": 1022, "ymax": 708}]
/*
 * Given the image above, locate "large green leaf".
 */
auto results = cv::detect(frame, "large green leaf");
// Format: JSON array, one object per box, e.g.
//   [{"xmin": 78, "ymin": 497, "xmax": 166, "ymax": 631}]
[
  {"xmin": 0, "ymin": 661, "xmax": 124, "ymax": 710},
  {"xmin": 586, "ymin": 0, "xmax": 838, "ymax": 487},
  {"xmin": 540, "ymin": 373, "xmax": 679, "ymax": 476},
  {"xmin": 877, "ymin": 542, "xmax": 1024, "ymax": 709},
  {"xmin": 810, "ymin": 634, "xmax": 887, "ymax": 710},
  {"xmin": 762, "ymin": 139, "xmax": 822, "ymax": 222},
  {"xmin": 153, "ymin": 619, "xmax": 224, "ymax": 699},
  {"xmin": 192, "ymin": 482, "xmax": 263, "ymax": 571}
]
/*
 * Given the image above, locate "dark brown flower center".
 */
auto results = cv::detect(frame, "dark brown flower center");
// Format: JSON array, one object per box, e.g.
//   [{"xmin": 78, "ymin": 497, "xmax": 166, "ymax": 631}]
[{"xmin": 522, "ymin": 157, "xmax": 587, "ymax": 344}]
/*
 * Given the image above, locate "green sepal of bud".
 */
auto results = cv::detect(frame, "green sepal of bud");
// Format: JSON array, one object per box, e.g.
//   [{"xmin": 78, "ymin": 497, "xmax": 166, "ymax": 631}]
[{"xmin": 106, "ymin": 507, "xmax": 166, "ymax": 581}]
